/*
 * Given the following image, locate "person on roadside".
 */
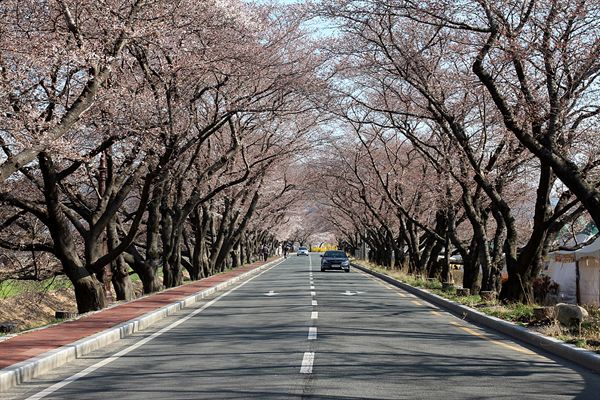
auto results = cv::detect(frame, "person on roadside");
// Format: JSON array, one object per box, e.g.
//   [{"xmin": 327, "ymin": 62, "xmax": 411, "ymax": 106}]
[
  {"xmin": 283, "ymin": 243, "xmax": 289, "ymax": 259},
  {"xmin": 262, "ymin": 245, "xmax": 269, "ymax": 261}
]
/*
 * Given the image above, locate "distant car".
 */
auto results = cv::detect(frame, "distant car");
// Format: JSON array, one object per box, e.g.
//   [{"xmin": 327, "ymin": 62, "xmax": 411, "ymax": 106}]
[
  {"xmin": 320, "ymin": 250, "xmax": 350, "ymax": 272},
  {"xmin": 297, "ymin": 246, "xmax": 309, "ymax": 256}
]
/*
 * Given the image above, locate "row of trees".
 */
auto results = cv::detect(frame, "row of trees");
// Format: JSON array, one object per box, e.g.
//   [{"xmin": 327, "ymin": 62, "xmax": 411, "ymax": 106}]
[
  {"xmin": 2, "ymin": 0, "xmax": 598, "ymax": 310},
  {"xmin": 312, "ymin": 0, "xmax": 600, "ymax": 303},
  {"xmin": 0, "ymin": 1, "xmax": 323, "ymax": 312}
]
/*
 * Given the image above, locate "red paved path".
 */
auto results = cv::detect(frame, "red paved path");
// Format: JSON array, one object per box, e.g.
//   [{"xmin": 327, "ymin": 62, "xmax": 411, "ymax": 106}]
[{"xmin": 0, "ymin": 259, "xmax": 275, "ymax": 370}]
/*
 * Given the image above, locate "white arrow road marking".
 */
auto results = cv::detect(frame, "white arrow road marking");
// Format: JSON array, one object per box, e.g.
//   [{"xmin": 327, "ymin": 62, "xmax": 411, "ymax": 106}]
[
  {"xmin": 308, "ymin": 327, "xmax": 317, "ymax": 340},
  {"xmin": 264, "ymin": 290, "xmax": 279, "ymax": 296},
  {"xmin": 341, "ymin": 290, "xmax": 365, "ymax": 296},
  {"xmin": 300, "ymin": 352, "xmax": 314, "ymax": 374}
]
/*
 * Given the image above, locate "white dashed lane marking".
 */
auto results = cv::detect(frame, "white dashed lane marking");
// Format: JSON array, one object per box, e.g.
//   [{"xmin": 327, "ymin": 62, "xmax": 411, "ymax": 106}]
[
  {"xmin": 300, "ymin": 352, "xmax": 314, "ymax": 374},
  {"xmin": 301, "ymin": 254, "xmax": 318, "ymax": 374}
]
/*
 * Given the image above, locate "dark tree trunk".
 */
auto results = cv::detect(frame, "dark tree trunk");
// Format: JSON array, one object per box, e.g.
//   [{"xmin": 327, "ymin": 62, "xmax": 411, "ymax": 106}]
[
  {"xmin": 73, "ymin": 275, "xmax": 107, "ymax": 313},
  {"xmin": 500, "ymin": 162, "xmax": 554, "ymax": 303},
  {"xmin": 139, "ymin": 264, "xmax": 162, "ymax": 294},
  {"xmin": 141, "ymin": 187, "xmax": 164, "ymax": 293},
  {"xmin": 107, "ymin": 219, "xmax": 134, "ymax": 301},
  {"xmin": 111, "ymin": 257, "xmax": 134, "ymax": 302},
  {"xmin": 232, "ymin": 243, "xmax": 242, "ymax": 269},
  {"xmin": 161, "ymin": 203, "xmax": 183, "ymax": 288},
  {"xmin": 39, "ymin": 152, "xmax": 108, "ymax": 313}
]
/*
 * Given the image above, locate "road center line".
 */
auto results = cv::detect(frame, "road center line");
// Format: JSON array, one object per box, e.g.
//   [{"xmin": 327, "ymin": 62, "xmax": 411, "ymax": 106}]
[
  {"xmin": 24, "ymin": 261, "xmax": 283, "ymax": 400},
  {"xmin": 310, "ymin": 285, "xmax": 315, "ymax": 290},
  {"xmin": 312, "ymin": 299, "xmax": 317, "ymax": 306},
  {"xmin": 310, "ymin": 291, "xmax": 316, "ymax": 297},
  {"xmin": 311, "ymin": 311, "xmax": 318, "ymax": 319},
  {"xmin": 308, "ymin": 327, "xmax": 317, "ymax": 340}
]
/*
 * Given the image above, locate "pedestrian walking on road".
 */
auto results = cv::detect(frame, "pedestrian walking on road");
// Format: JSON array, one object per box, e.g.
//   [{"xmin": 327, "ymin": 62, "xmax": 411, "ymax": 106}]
[{"xmin": 283, "ymin": 243, "xmax": 288, "ymax": 259}]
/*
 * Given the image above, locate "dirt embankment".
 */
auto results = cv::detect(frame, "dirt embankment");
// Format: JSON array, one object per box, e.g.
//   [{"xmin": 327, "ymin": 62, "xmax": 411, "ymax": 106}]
[
  {"xmin": 0, "ymin": 288, "xmax": 77, "ymax": 331},
  {"xmin": 0, "ymin": 280, "xmax": 146, "ymax": 333}
]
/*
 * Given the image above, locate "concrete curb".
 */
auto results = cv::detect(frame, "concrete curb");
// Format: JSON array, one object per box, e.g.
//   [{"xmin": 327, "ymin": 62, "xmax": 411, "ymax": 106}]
[
  {"xmin": 0, "ymin": 258, "xmax": 283, "ymax": 392},
  {"xmin": 352, "ymin": 262, "xmax": 600, "ymax": 373}
]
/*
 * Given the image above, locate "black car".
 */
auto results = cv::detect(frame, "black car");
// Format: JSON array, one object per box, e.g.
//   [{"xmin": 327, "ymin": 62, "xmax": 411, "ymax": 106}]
[{"xmin": 320, "ymin": 250, "xmax": 350, "ymax": 272}]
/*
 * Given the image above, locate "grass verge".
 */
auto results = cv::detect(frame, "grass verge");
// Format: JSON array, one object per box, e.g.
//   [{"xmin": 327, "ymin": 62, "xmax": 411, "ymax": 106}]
[{"xmin": 0, "ymin": 276, "xmax": 73, "ymax": 299}]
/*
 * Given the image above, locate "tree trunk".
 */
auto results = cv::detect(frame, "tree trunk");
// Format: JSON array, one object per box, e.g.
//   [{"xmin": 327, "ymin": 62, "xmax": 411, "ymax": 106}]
[
  {"xmin": 139, "ymin": 187, "xmax": 164, "ymax": 293},
  {"xmin": 108, "ymin": 219, "xmax": 134, "ymax": 301},
  {"xmin": 500, "ymin": 162, "xmax": 554, "ymax": 303},
  {"xmin": 111, "ymin": 257, "xmax": 134, "ymax": 301},
  {"xmin": 39, "ymin": 152, "xmax": 108, "ymax": 313},
  {"xmin": 73, "ymin": 275, "xmax": 107, "ymax": 313},
  {"xmin": 140, "ymin": 264, "xmax": 162, "ymax": 294},
  {"xmin": 232, "ymin": 243, "xmax": 242, "ymax": 269}
]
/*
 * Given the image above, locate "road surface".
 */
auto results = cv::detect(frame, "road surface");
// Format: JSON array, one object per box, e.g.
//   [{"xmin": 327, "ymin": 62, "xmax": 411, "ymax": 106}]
[{"xmin": 4, "ymin": 254, "xmax": 600, "ymax": 399}]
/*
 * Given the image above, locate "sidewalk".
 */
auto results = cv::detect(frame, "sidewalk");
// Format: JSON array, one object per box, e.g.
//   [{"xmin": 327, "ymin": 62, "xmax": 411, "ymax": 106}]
[{"xmin": 0, "ymin": 258, "xmax": 281, "ymax": 390}]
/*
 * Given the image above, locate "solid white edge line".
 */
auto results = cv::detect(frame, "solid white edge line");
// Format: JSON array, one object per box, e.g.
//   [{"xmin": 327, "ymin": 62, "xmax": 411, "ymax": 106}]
[
  {"xmin": 308, "ymin": 327, "xmax": 317, "ymax": 340},
  {"xmin": 25, "ymin": 262, "xmax": 282, "ymax": 400},
  {"xmin": 300, "ymin": 352, "xmax": 314, "ymax": 374}
]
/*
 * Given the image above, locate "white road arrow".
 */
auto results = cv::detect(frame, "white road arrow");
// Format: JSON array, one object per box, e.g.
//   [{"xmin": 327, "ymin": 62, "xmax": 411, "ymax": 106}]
[
  {"xmin": 341, "ymin": 290, "xmax": 365, "ymax": 296},
  {"xmin": 264, "ymin": 290, "xmax": 279, "ymax": 296}
]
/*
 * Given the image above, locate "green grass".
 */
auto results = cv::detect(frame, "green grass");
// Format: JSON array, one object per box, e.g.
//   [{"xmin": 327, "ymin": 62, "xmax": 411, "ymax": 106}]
[
  {"xmin": 129, "ymin": 272, "xmax": 141, "ymax": 283},
  {"xmin": 480, "ymin": 303, "xmax": 536, "ymax": 324},
  {"xmin": 356, "ymin": 259, "xmax": 536, "ymax": 324},
  {"xmin": 0, "ymin": 276, "xmax": 73, "ymax": 299}
]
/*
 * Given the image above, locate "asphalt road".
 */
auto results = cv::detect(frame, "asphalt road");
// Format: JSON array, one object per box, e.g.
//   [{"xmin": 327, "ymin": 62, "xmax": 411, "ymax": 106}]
[{"xmin": 3, "ymin": 254, "xmax": 600, "ymax": 399}]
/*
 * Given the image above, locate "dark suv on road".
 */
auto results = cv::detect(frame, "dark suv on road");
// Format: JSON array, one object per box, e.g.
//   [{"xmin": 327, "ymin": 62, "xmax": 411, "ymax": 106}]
[{"xmin": 320, "ymin": 250, "xmax": 350, "ymax": 272}]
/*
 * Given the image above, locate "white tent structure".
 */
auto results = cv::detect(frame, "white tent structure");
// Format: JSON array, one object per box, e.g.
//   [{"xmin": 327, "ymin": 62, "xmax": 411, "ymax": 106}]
[{"xmin": 546, "ymin": 235, "xmax": 600, "ymax": 306}]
